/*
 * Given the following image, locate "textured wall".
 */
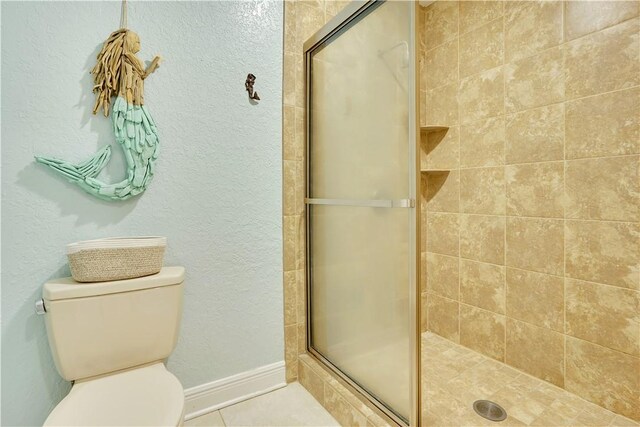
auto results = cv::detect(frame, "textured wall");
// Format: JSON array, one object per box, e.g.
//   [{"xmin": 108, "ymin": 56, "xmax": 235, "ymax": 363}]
[
  {"xmin": 418, "ymin": 1, "xmax": 639, "ymax": 420},
  {"xmin": 1, "ymin": 2, "xmax": 283, "ymax": 425}
]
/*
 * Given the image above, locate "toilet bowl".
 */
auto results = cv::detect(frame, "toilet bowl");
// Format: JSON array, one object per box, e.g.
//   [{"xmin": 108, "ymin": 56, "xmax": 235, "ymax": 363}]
[{"xmin": 40, "ymin": 266, "xmax": 186, "ymax": 426}]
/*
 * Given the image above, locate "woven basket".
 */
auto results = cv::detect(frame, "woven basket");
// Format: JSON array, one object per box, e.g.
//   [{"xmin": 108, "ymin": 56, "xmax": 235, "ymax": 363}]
[{"xmin": 67, "ymin": 237, "xmax": 166, "ymax": 283}]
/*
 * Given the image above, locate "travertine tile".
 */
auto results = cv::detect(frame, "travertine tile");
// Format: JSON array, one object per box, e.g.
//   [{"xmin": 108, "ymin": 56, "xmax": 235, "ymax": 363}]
[
  {"xmin": 295, "ymin": 270, "xmax": 305, "ymax": 324},
  {"xmin": 283, "ymin": 105, "xmax": 296, "ymax": 161},
  {"xmin": 460, "ymin": 259, "xmax": 505, "ymax": 313},
  {"xmin": 459, "ymin": 67, "xmax": 504, "ymax": 124},
  {"xmin": 426, "ymin": 83, "xmax": 459, "ymax": 126},
  {"xmin": 424, "ymin": 1, "xmax": 459, "ymax": 50},
  {"xmin": 506, "ymin": 319, "xmax": 565, "ymax": 387},
  {"xmin": 565, "ymin": 220, "xmax": 640, "ymax": 290},
  {"xmin": 283, "ymin": 53, "xmax": 296, "ymax": 107},
  {"xmin": 421, "ymin": 176, "xmax": 428, "ymax": 253},
  {"xmin": 284, "ymin": 271, "xmax": 297, "ymax": 326},
  {"xmin": 504, "ymin": 0, "xmax": 563, "ymax": 63},
  {"xmin": 460, "ymin": 304, "xmax": 505, "ymax": 361},
  {"xmin": 565, "ymin": 18, "xmax": 640, "ymax": 100},
  {"xmin": 459, "ymin": 1, "xmax": 503, "ymax": 34},
  {"xmin": 294, "ymin": 52, "xmax": 304, "ymax": 110},
  {"xmin": 323, "ymin": 384, "xmax": 368, "ymax": 427},
  {"xmin": 460, "ymin": 214, "xmax": 505, "ymax": 265},
  {"xmin": 325, "ymin": 1, "xmax": 350, "ymax": 20},
  {"xmin": 421, "ymin": 251, "xmax": 428, "ymax": 293},
  {"xmin": 459, "ymin": 18, "xmax": 504, "ymax": 78},
  {"xmin": 426, "ymin": 212, "xmax": 459, "ymax": 256},
  {"xmin": 366, "ymin": 412, "xmax": 393, "ymax": 427},
  {"xmin": 565, "ymin": 88, "xmax": 640, "ymax": 159},
  {"xmin": 283, "ymin": 160, "xmax": 297, "ymax": 216},
  {"xmin": 284, "ymin": 1, "xmax": 297, "ymax": 54},
  {"xmin": 295, "ymin": 2, "xmax": 325, "ymax": 49},
  {"xmin": 530, "ymin": 402, "xmax": 578, "ymax": 426},
  {"xmin": 460, "ymin": 167, "xmax": 505, "ymax": 215},
  {"xmin": 565, "ymin": 278, "xmax": 640, "ymax": 356},
  {"xmin": 298, "ymin": 359, "xmax": 325, "ymax": 405},
  {"xmin": 426, "ymin": 171, "xmax": 459, "ymax": 213},
  {"xmin": 490, "ymin": 382, "xmax": 552, "ymax": 424},
  {"xmin": 565, "ymin": 156, "xmax": 639, "ymax": 222},
  {"xmin": 427, "ymin": 294, "xmax": 460, "ymax": 342},
  {"xmin": 505, "ymin": 47, "xmax": 564, "ymax": 113},
  {"xmin": 427, "ymin": 252, "xmax": 460, "ymax": 300},
  {"xmin": 573, "ymin": 406, "xmax": 618, "ymax": 427},
  {"xmin": 565, "ymin": 1, "xmax": 639, "ymax": 40},
  {"xmin": 294, "ymin": 107, "xmax": 305, "ymax": 161},
  {"xmin": 284, "ymin": 215, "xmax": 297, "ymax": 271},
  {"xmin": 611, "ymin": 415, "xmax": 640, "ymax": 427},
  {"xmin": 506, "ymin": 217, "xmax": 564, "ymax": 275},
  {"xmin": 285, "ymin": 325, "xmax": 298, "ymax": 382},
  {"xmin": 506, "ymin": 161, "xmax": 564, "ymax": 218},
  {"xmin": 460, "ymin": 116, "xmax": 505, "ymax": 168},
  {"xmin": 420, "ymin": 89, "xmax": 427, "ymax": 127},
  {"xmin": 505, "ymin": 104, "xmax": 564, "ymax": 164},
  {"xmin": 506, "ymin": 268, "xmax": 564, "ymax": 332},
  {"xmin": 425, "ymin": 39, "xmax": 458, "ymax": 90},
  {"xmin": 421, "ymin": 292, "xmax": 429, "ymax": 332},
  {"xmin": 423, "ymin": 127, "xmax": 460, "ymax": 170},
  {"xmin": 566, "ymin": 337, "xmax": 640, "ymax": 421},
  {"xmin": 295, "ymin": 215, "xmax": 305, "ymax": 270},
  {"xmin": 297, "ymin": 323, "xmax": 306, "ymax": 354}
]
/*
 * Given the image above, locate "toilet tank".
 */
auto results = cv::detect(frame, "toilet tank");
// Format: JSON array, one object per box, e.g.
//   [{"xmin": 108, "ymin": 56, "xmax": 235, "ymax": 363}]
[{"xmin": 42, "ymin": 266, "xmax": 184, "ymax": 382}]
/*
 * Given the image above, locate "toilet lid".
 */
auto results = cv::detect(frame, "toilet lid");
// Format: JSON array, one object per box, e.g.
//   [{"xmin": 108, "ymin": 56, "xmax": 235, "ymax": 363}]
[{"xmin": 44, "ymin": 363, "xmax": 184, "ymax": 426}]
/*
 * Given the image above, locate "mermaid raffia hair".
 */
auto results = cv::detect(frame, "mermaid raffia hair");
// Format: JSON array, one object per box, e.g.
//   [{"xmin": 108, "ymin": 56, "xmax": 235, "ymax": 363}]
[{"xmin": 91, "ymin": 29, "xmax": 159, "ymax": 116}]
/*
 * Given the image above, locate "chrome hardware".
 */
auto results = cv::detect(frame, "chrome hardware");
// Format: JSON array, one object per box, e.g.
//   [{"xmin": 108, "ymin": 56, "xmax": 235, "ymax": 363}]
[
  {"xmin": 35, "ymin": 299, "xmax": 46, "ymax": 315},
  {"xmin": 305, "ymin": 198, "xmax": 415, "ymax": 208}
]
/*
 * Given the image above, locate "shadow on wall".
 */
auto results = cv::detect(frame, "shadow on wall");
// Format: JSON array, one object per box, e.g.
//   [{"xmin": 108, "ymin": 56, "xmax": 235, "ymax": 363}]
[
  {"xmin": 16, "ymin": 163, "xmax": 138, "ymax": 227},
  {"xmin": 17, "ymin": 43, "xmax": 141, "ymax": 227},
  {"xmin": 1, "ymin": 266, "xmax": 73, "ymax": 425}
]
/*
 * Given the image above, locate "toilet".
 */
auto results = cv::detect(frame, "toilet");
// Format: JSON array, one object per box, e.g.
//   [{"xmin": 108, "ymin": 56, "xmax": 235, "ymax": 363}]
[{"xmin": 39, "ymin": 266, "xmax": 186, "ymax": 426}]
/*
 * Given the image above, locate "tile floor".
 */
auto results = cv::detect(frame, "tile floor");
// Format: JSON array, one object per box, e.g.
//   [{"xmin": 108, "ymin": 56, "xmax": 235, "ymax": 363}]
[
  {"xmin": 186, "ymin": 334, "xmax": 639, "ymax": 427},
  {"xmin": 184, "ymin": 382, "xmax": 339, "ymax": 427},
  {"xmin": 422, "ymin": 332, "xmax": 639, "ymax": 427}
]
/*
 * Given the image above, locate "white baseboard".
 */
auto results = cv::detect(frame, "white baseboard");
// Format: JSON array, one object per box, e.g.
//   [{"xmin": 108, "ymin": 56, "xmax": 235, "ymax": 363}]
[{"xmin": 183, "ymin": 361, "xmax": 286, "ymax": 421}]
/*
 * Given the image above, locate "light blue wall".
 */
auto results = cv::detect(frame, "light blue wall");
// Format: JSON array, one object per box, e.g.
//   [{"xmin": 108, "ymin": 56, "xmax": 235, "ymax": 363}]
[{"xmin": 1, "ymin": 2, "xmax": 283, "ymax": 425}]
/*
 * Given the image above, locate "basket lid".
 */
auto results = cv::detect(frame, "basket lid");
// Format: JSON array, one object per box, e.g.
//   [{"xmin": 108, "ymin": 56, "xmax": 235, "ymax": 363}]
[{"xmin": 43, "ymin": 266, "xmax": 185, "ymax": 301}]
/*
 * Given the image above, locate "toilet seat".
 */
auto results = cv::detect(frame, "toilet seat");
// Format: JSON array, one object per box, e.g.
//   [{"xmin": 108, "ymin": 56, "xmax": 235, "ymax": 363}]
[{"xmin": 44, "ymin": 363, "xmax": 184, "ymax": 426}]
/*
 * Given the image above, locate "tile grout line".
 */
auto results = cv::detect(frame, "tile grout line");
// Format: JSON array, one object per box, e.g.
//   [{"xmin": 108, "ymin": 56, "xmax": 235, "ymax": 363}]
[
  {"xmin": 501, "ymin": 5, "xmax": 508, "ymax": 365},
  {"xmin": 425, "ymin": 209, "xmax": 639, "ymax": 226},
  {"xmin": 562, "ymin": 0, "xmax": 568, "ymax": 388},
  {"xmin": 456, "ymin": 0, "xmax": 462, "ymax": 345}
]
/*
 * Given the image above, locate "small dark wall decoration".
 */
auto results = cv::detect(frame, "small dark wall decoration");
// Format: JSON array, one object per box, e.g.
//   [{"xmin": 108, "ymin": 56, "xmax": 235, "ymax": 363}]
[{"xmin": 245, "ymin": 73, "xmax": 260, "ymax": 101}]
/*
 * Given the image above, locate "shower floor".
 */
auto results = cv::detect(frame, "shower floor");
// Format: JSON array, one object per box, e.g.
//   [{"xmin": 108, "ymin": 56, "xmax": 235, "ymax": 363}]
[{"xmin": 421, "ymin": 332, "xmax": 637, "ymax": 426}]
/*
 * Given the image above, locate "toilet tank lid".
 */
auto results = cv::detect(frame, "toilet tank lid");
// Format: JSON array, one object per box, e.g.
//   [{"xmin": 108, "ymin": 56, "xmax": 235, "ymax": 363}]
[{"xmin": 43, "ymin": 266, "xmax": 185, "ymax": 301}]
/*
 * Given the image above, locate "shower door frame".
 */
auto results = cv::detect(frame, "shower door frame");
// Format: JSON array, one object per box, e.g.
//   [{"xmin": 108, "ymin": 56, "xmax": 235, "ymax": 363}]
[{"xmin": 303, "ymin": 1, "xmax": 421, "ymax": 426}]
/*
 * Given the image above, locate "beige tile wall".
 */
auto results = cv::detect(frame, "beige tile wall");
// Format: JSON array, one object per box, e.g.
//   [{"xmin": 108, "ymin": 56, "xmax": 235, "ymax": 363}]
[
  {"xmin": 283, "ymin": 0, "xmax": 332, "ymax": 385},
  {"xmin": 419, "ymin": 1, "xmax": 640, "ymax": 421}
]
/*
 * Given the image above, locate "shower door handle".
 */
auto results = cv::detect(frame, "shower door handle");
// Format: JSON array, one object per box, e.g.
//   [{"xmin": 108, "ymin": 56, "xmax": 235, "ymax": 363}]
[{"xmin": 305, "ymin": 198, "xmax": 415, "ymax": 208}]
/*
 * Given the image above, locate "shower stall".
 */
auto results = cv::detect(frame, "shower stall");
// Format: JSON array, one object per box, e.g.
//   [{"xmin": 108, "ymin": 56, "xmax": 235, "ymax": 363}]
[
  {"xmin": 303, "ymin": 1, "xmax": 420, "ymax": 425},
  {"xmin": 299, "ymin": 0, "xmax": 640, "ymax": 426}
]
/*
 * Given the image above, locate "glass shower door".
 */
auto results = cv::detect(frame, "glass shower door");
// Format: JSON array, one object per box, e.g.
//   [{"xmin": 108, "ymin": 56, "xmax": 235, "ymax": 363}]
[{"xmin": 305, "ymin": 1, "xmax": 418, "ymax": 424}]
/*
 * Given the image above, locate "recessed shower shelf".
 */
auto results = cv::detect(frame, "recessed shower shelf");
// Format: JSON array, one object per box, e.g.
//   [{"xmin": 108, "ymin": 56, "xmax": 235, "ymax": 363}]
[{"xmin": 420, "ymin": 125, "xmax": 449, "ymax": 134}]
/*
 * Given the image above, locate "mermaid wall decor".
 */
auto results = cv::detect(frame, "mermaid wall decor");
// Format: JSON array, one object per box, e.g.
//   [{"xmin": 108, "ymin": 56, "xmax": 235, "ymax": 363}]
[{"xmin": 35, "ymin": 22, "xmax": 162, "ymax": 201}]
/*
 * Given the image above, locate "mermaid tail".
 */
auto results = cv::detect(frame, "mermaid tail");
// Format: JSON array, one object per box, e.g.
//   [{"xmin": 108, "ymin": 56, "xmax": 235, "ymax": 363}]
[{"xmin": 35, "ymin": 96, "xmax": 159, "ymax": 201}]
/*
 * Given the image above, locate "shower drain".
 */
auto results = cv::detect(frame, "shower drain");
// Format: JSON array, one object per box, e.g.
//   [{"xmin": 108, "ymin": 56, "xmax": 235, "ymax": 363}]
[{"xmin": 473, "ymin": 400, "xmax": 507, "ymax": 422}]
